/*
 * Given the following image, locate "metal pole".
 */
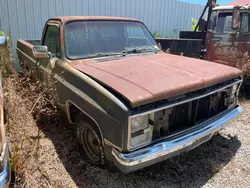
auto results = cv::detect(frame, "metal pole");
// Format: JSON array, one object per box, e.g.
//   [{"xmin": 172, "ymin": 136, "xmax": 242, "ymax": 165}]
[{"xmin": 194, "ymin": 0, "xmax": 212, "ymax": 32}]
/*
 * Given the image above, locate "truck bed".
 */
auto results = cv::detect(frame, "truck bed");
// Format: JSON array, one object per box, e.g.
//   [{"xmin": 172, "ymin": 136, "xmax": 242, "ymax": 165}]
[
  {"xmin": 16, "ymin": 39, "xmax": 40, "ymax": 62},
  {"xmin": 156, "ymin": 38, "xmax": 202, "ymax": 58},
  {"xmin": 16, "ymin": 39, "xmax": 40, "ymax": 75}
]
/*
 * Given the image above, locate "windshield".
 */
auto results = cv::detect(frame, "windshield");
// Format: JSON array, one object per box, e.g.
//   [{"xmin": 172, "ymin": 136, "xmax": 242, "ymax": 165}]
[
  {"xmin": 65, "ymin": 21, "xmax": 159, "ymax": 59},
  {"xmin": 208, "ymin": 11, "xmax": 250, "ymax": 34}
]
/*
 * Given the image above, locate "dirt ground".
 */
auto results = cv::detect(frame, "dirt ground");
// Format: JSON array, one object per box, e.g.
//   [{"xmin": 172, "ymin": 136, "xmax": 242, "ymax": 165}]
[{"xmin": 3, "ymin": 75, "xmax": 250, "ymax": 188}]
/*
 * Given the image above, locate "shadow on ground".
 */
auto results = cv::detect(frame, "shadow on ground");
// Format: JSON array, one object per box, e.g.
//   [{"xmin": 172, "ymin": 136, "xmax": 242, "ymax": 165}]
[{"xmin": 36, "ymin": 110, "xmax": 241, "ymax": 188}]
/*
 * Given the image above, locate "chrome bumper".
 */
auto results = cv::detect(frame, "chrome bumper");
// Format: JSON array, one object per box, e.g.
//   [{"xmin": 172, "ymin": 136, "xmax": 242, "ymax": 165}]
[
  {"xmin": 0, "ymin": 142, "xmax": 11, "ymax": 188},
  {"xmin": 112, "ymin": 106, "xmax": 243, "ymax": 173}
]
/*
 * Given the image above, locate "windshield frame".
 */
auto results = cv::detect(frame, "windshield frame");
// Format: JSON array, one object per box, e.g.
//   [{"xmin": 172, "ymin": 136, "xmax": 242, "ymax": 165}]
[{"xmin": 64, "ymin": 20, "xmax": 159, "ymax": 60}]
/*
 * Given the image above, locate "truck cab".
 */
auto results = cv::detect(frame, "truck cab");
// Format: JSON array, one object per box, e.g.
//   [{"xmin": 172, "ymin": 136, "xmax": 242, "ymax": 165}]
[{"xmin": 205, "ymin": 5, "xmax": 250, "ymax": 83}]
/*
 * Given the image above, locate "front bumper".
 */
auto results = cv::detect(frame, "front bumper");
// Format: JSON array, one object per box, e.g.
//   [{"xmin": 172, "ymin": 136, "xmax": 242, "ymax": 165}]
[
  {"xmin": 112, "ymin": 106, "xmax": 243, "ymax": 173},
  {"xmin": 0, "ymin": 142, "xmax": 11, "ymax": 188}
]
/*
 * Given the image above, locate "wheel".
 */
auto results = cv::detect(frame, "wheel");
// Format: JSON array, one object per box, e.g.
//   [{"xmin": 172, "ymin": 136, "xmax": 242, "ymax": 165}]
[
  {"xmin": 75, "ymin": 113, "xmax": 119, "ymax": 172},
  {"xmin": 75, "ymin": 114, "xmax": 105, "ymax": 166}
]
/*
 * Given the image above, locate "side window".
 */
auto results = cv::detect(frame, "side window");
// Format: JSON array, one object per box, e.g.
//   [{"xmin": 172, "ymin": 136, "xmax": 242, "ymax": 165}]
[
  {"xmin": 211, "ymin": 11, "xmax": 250, "ymax": 34},
  {"xmin": 208, "ymin": 11, "xmax": 217, "ymax": 32},
  {"xmin": 43, "ymin": 24, "xmax": 60, "ymax": 57},
  {"xmin": 215, "ymin": 12, "xmax": 233, "ymax": 34},
  {"xmin": 241, "ymin": 12, "xmax": 249, "ymax": 33},
  {"xmin": 224, "ymin": 15, "xmax": 233, "ymax": 33}
]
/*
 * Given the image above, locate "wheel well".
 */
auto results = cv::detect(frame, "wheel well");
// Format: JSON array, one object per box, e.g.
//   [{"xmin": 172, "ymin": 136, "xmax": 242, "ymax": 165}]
[
  {"xmin": 68, "ymin": 102, "xmax": 103, "ymax": 140},
  {"xmin": 69, "ymin": 104, "xmax": 81, "ymax": 124}
]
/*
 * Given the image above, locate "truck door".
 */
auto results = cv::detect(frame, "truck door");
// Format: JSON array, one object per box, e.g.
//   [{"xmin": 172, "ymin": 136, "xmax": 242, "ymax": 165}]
[
  {"xmin": 204, "ymin": 11, "xmax": 250, "ymax": 71},
  {"xmin": 38, "ymin": 22, "xmax": 61, "ymax": 82}
]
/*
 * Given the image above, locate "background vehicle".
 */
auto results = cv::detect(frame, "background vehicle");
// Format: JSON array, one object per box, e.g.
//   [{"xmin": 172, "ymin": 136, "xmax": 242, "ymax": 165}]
[
  {"xmin": 15, "ymin": 16, "xmax": 242, "ymax": 173},
  {"xmin": 156, "ymin": 0, "xmax": 250, "ymax": 94}
]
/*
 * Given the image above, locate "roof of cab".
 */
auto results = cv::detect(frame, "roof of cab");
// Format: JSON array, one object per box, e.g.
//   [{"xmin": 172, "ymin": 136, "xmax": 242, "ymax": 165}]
[
  {"xmin": 52, "ymin": 16, "xmax": 141, "ymax": 23},
  {"xmin": 213, "ymin": 5, "xmax": 250, "ymax": 10}
]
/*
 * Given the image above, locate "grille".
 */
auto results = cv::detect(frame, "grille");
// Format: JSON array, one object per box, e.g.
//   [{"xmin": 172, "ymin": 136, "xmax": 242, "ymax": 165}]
[{"xmin": 152, "ymin": 89, "xmax": 230, "ymax": 141}]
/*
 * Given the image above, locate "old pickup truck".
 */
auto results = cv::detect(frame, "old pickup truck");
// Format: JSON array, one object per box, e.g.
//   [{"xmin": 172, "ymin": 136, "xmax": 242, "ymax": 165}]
[{"xmin": 15, "ymin": 16, "xmax": 243, "ymax": 173}]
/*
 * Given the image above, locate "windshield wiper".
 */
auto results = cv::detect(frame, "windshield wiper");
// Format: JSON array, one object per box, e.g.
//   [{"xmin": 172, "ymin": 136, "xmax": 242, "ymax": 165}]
[
  {"xmin": 89, "ymin": 52, "xmax": 126, "ymax": 58},
  {"xmin": 123, "ymin": 48, "xmax": 159, "ymax": 54},
  {"xmin": 86, "ymin": 48, "xmax": 159, "ymax": 59}
]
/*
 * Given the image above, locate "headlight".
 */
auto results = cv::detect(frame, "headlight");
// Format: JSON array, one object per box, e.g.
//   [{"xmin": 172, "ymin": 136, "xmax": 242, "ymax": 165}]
[
  {"xmin": 131, "ymin": 115, "xmax": 149, "ymax": 133},
  {"xmin": 130, "ymin": 127, "xmax": 153, "ymax": 149},
  {"xmin": 129, "ymin": 115, "xmax": 153, "ymax": 149}
]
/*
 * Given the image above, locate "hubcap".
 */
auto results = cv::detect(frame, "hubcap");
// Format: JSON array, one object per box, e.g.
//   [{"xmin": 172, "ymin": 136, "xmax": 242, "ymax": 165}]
[{"xmin": 82, "ymin": 127, "xmax": 101, "ymax": 162}]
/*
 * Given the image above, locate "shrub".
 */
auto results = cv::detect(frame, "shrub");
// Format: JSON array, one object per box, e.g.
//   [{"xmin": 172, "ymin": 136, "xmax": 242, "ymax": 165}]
[{"xmin": 0, "ymin": 31, "xmax": 13, "ymax": 78}]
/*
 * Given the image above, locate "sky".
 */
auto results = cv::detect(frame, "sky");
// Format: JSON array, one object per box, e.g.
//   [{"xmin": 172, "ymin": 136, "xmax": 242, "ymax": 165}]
[{"xmin": 180, "ymin": 0, "xmax": 236, "ymax": 5}]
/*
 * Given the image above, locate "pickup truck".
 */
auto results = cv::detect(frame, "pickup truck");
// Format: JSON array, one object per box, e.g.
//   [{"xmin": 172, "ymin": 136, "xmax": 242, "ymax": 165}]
[{"xmin": 15, "ymin": 16, "xmax": 243, "ymax": 173}]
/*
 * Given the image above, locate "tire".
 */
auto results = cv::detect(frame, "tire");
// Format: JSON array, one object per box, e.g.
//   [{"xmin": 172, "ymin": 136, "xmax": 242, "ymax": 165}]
[
  {"xmin": 243, "ymin": 84, "xmax": 250, "ymax": 99},
  {"xmin": 75, "ymin": 114, "xmax": 106, "ymax": 166}
]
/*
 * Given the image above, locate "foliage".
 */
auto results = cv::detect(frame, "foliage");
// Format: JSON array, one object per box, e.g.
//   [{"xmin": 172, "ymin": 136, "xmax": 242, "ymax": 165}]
[
  {"xmin": 0, "ymin": 30, "xmax": 5, "ymax": 36},
  {"xmin": 4, "ymin": 67, "xmax": 59, "ymax": 187},
  {"xmin": 0, "ymin": 30, "xmax": 13, "ymax": 78},
  {"xmin": 0, "ymin": 30, "xmax": 10, "ymax": 41},
  {"xmin": 192, "ymin": 18, "xmax": 199, "ymax": 31},
  {"xmin": 153, "ymin": 32, "xmax": 161, "ymax": 39}
]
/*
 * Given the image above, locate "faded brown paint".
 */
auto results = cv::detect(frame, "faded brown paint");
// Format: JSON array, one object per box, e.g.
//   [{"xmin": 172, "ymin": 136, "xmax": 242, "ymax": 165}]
[
  {"xmin": 18, "ymin": 40, "xmax": 34, "ymax": 48},
  {"xmin": 72, "ymin": 52, "xmax": 241, "ymax": 107}
]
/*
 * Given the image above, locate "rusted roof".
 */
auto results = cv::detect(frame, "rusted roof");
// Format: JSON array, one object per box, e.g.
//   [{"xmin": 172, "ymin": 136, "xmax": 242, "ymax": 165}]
[
  {"xmin": 52, "ymin": 16, "xmax": 141, "ymax": 23},
  {"xmin": 227, "ymin": 0, "xmax": 250, "ymax": 5}
]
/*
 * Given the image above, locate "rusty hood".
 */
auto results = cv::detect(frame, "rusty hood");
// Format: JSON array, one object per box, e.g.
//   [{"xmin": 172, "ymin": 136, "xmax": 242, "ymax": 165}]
[{"xmin": 71, "ymin": 52, "xmax": 242, "ymax": 107}]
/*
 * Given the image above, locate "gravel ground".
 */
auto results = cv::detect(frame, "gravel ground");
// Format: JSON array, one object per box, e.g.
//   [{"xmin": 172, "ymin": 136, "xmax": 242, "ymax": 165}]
[{"xmin": 4, "ymin": 76, "xmax": 250, "ymax": 188}]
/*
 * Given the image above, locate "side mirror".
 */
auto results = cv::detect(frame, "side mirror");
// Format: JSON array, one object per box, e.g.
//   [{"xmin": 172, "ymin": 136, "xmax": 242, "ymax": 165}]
[
  {"xmin": 0, "ymin": 36, "xmax": 7, "ymax": 47},
  {"xmin": 157, "ymin": 43, "xmax": 162, "ymax": 50},
  {"xmin": 32, "ymin": 45, "xmax": 49, "ymax": 59},
  {"xmin": 232, "ymin": 6, "xmax": 240, "ymax": 30}
]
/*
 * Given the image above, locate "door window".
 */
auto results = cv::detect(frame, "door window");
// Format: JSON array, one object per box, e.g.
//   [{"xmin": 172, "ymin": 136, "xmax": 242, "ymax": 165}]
[
  {"xmin": 208, "ymin": 11, "xmax": 250, "ymax": 34},
  {"xmin": 241, "ymin": 12, "xmax": 249, "ymax": 33},
  {"xmin": 43, "ymin": 24, "xmax": 60, "ymax": 57}
]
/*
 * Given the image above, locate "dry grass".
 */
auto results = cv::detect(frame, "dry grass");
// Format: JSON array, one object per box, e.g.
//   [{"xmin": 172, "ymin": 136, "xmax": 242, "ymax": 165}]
[
  {"xmin": 2, "ymin": 72, "xmax": 249, "ymax": 188},
  {"xmin": 4, "ymin": 74, "xmax": 59, "ymax": 187},
  {"xmin": 0, "ymin": 35, "xmax": 14, "ymax": 78}
]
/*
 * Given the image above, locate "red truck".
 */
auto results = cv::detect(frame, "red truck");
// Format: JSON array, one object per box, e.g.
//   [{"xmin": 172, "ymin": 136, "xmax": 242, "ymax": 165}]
[{"xmin": 157, "ymin": 1, "xmax": 250, "ymax": 95}]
